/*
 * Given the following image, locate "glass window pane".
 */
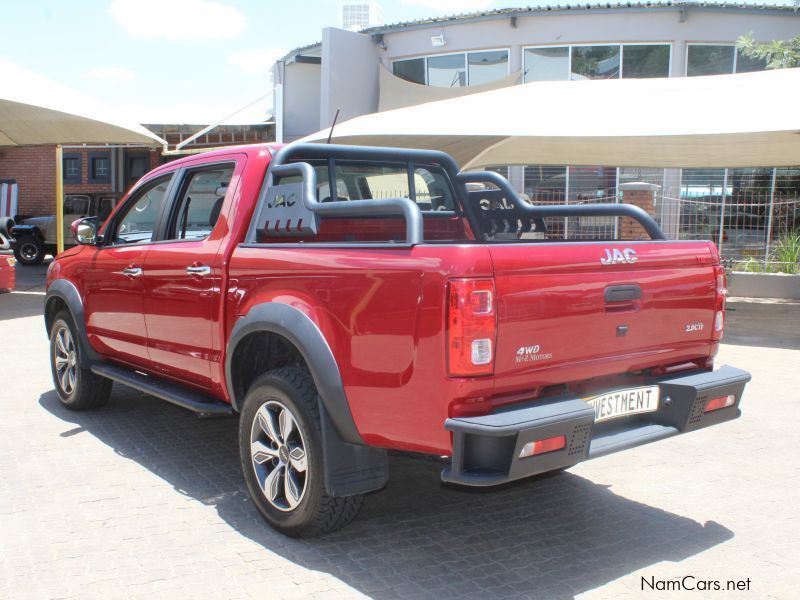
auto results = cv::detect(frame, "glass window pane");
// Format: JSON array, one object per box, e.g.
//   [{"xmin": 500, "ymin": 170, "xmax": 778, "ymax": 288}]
[
  {"xmin": 393, "ymin": 58, "xmax": 425, "ymax": 84},
  {"xmin": 115, "ymin": 177, "xmax": 170, "ymax": 244},
  {"xmin": 523, "ymin": 47, "xmax": 569, "ymax": 82},
  {"xmin": 63, "ymin": 196, "xmax": 89, "ymax": 215},
  {"xmin": 467, "ymin": 50, "xmax": 508, "ymax": 85},
  {"xmin": 622, "ymin": 45, "xmax": 670, "ymax": 78},
  {"xmin": 735, "ymin": 49, "xmax": 767, "ymax": 73},
  {"xmin": 172, "ymin": 166, "xmax": 234, "ymax": 240},
  {"xmin": 427, "ymin": 54, "xmax": 466, "ymax": 87},
  {"xmin": 568, "ymin": 166, "xmax": 617, "ymax": 201},
  {"xmin": 687, "ymin": 45, "xmax": 735, "ymax": 76},
  {"xmin": 571, "ymin": 46, "xmax": 620, "ymax": 80}
]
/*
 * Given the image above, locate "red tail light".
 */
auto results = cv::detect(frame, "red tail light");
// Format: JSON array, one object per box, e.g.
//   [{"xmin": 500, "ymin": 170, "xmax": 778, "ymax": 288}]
[
  {"xmin": 712, "ymin": 266, "xmax": 727, "ymax": 341},
  {"xmin": 447, "ymin": 278, "xmax": 496, "ymax": 376}
]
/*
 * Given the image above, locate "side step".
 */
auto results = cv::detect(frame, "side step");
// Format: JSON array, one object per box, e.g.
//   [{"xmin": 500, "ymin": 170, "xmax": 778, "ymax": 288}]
[{"xmin": 91, "ymin": 363, "xmax": 234, "ymax": 417}]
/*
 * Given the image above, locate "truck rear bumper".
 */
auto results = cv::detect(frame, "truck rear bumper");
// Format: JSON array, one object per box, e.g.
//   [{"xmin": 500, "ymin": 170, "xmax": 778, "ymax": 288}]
[{"xmin": 441, "ymin": 365, "xmax": 750, "ymax": 486}]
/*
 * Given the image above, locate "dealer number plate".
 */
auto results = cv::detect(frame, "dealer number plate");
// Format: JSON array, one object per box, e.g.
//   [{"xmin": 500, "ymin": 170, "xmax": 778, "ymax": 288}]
[{"xmin": 585, "ymin": 385, "xmax": 660, "ymax": 423}]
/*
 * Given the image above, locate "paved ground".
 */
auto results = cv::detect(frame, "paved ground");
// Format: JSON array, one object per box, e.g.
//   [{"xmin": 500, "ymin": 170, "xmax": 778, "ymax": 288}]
[{"xmin": 1, "ymin": 272, "xmax": 798, "ymax": 599}]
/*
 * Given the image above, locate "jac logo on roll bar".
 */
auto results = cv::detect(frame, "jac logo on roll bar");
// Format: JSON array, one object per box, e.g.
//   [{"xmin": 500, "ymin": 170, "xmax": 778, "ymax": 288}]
[{"xmin": 601, "ymin": 248, "xmax": 638, "ymax": 265}]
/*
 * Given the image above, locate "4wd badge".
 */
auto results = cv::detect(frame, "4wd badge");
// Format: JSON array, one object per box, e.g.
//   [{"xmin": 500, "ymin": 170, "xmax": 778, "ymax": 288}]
[{"xmin": 601, "ymin": 248, "xmax": 638, "ymax": 265}]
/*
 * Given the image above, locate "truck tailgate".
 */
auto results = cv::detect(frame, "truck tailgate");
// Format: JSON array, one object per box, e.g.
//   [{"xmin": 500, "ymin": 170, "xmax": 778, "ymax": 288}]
[{"xmin": 490, "ymin": 241, "xmax": 719, "ymax": 389}]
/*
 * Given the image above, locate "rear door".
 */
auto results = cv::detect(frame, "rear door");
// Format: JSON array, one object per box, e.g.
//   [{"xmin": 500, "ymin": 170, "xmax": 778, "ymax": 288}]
[
  {"xmin": 142, "ymin": 157, "xmax": 241, "ymax": 388},
  {"xmin": 489, "ymin": 241, "xmax": 718, "ymax": 389}
]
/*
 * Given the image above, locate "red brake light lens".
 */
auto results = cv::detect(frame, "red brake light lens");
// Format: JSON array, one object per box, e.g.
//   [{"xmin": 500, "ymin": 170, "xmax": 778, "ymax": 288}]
[{"xmin": 447, "ymin": 279, "xmax": 496, "ymax": 376}]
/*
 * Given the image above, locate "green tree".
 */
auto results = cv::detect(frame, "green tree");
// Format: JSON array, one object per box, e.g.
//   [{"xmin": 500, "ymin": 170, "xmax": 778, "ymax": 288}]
[{"xmin": 737, "ymin": 32, "xmax": 800, "ymax": 69}]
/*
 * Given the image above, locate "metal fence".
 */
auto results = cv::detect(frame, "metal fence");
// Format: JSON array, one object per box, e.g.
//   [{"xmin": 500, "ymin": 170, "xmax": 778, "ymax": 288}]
[{"xmin": 514, "ymin": 166, "xmax": 800, "ymax": 273}]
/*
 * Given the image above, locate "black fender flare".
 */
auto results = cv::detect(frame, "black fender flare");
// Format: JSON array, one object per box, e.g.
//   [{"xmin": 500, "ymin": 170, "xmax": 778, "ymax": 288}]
[
  {"xmin": 225, "ymin": 302, "xmax": 362, "ymax": 444},
  {"xmin": 226, "ymin": 303, "xmax": 389, "ymax": 496},
  {"xmin": 45, "ymin": 279, "xmax": 100, "ymax": 366},
  {"xmin": 10, "ymin": 224, "xmax": 44, "ymax": 241}
]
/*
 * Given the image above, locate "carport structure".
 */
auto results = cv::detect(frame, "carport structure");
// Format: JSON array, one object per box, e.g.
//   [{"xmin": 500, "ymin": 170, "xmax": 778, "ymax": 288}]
[
  {"xmin": 0, "ymin": 60, "xmax": 164, "ymax": 253},
  {"xmin": 301, "ymin": 68, "xmax": 800, "ymax": 267}
]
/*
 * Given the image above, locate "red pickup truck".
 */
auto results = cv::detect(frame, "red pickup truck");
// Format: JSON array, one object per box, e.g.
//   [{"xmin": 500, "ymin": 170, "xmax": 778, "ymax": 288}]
[{"xmin": 45, "ymin": 143, "xmax": 750, "ymax": 537}]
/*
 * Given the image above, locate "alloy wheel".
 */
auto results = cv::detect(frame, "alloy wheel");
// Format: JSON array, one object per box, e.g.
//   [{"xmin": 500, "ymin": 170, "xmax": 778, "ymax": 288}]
[
  {"xmin": 249, "ymin": 400, "xmax": 308, "ymax": 512},
  {"xmin": 54, "ymin": 325, "xmax": 78, "ymax": 396}
]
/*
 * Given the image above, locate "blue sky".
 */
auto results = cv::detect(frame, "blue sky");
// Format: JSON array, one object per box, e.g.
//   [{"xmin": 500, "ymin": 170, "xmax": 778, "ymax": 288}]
[
  {"xmin": 1, "ymin": 0, "xmax": 794, "ymax": 125},
  {"xmin": 0, "ymin": 0, "xmax": 517, "ymax": 124}
]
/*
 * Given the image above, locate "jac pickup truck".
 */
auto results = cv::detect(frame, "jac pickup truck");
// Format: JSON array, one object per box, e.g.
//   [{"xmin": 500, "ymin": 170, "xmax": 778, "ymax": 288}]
[{"xmin": 45, "ymin": 143, "xmax": 750, "ymax": 537}]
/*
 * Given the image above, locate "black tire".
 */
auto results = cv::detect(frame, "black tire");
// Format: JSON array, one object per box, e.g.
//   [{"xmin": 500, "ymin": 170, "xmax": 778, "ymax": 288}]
[
  {"xmin": 14, "ymin": 235, "xmax": 45, "ymax": 265},
  {"xmin": 49, "ymin": 310, "xmax": 112, "ymax": 410},
  {"xmin": 239, "ymin": 367, "xmax": 363, "ymax": 537}
]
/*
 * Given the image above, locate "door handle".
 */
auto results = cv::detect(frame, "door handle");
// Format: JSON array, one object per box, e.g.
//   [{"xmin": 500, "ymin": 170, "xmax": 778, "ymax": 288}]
[
  {"xmin": 122, "ymin": 266, "xmax": 142, "ymax": 277},
  {"xmin": 186, "ymin": 264, "xmax": 212, "ymax": 276},
  {"xmin": 604, "ymin": 284, "xmax": 642, "ymax": 303}
]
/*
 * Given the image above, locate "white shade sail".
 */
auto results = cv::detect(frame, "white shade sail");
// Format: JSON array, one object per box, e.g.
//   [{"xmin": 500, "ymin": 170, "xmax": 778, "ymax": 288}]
[
  {"xmin": 0, "ymin": 59, "xmax": 163, "ymax": 146},
  {"xmin": 300, "ymin": 68, "xmax": 800, "ymax": 169}
]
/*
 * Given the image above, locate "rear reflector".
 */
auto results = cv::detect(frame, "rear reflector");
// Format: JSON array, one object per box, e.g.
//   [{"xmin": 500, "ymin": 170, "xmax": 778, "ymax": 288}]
[
  {"xmin": 714, "ymin": 311, "xmax": 724, "ymax": 333},
  {"xmin": 519, "ymin": 435, "xmax": 566, "ymax": 458},
  {"xmin": 704, "ymin": 394, "xmax": 735, "ymax": 413}
]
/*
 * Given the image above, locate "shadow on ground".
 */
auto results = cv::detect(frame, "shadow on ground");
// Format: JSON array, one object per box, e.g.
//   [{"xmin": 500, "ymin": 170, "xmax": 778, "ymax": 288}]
[{"xmin": 40, "ymin": 388, "xmax": 733, "ymax": 599}]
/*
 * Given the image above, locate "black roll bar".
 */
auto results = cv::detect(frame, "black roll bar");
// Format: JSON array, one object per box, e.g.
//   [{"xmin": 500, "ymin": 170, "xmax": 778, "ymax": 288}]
[{"xmin": 455, "ymin": 171, "xmax": 667, "ymax": 241}]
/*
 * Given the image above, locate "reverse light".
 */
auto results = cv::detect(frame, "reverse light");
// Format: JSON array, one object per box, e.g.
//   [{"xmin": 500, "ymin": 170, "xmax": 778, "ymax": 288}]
[
  {"xmin": 447, "ymin": 278, "xmax": 497, "ymax": 376},
  {"xmin": 519, "ymin": 435, "xmax": 566, "ymax": 458},
  {"xmin": 704, "ymin": 394, "xmax": 736, "ymax": 413},
  {"xmin": 712, "ymin": 266, "xmax": 727, "ymax": 341}
]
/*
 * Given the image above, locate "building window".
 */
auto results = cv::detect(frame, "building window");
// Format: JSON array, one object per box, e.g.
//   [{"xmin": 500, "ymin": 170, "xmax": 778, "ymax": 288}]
[
  {"xmin": 89, "ymin": 152, "xmax": 111, "ymax": 183},
  {"xmin": 427, "ymin": 53, "xmax": 466, "ymax": 87},
  {"xmin": 686, "ymin": 44, "xmax": 767, "ymax": 76},
  {"xmin": 393, "ymin": 57, "xmax": 426, "ymax": 84},
  {"xmin": 571, "ymin": 45, "xmax": 620, "ymax": 80},
  {"xmin": 468, "ymin": 50, "xmax": 510, "ymax": 86},
  {"xmin": 622, "ymin": 45, "xmax": 671, "ymax": 78},
  {"xmin": 524, "ymin": 47, "xmax": 569, "ymax": 82},
  {"xmin": 126, "ymin": 153, "xmax": 150, "ymax": 186},
  {"xmin": 393, "ymin": 49, "xmax": 509, "ymax": 87},
  {"xmin": 524, "ymin": 44, "xmax": 671, "ymax": 82},
  {"xmin": 63, "ymin": 153, "xmax": 82, "ymax": 184}
]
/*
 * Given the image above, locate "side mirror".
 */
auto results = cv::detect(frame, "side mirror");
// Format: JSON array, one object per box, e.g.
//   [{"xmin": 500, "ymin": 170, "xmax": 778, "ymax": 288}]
[{"xmin": 72, "ymin": 217, "xmax": 98, "ymax": 245}]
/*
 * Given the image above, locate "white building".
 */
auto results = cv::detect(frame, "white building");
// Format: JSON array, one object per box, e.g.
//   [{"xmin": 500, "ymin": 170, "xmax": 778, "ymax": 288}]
[
  {"xmin": 338, "ymin": 0, "xmax": 383, "ymax": 32},
  {"xmin": 273, "ymin": 2, "xmax": 800, "ymax": 262}
]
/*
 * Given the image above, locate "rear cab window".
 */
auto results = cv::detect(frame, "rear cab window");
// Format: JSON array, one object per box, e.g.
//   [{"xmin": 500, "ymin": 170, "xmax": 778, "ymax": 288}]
[{"xmin": 265, "ymin": 160, "xmax": 463, "ymax": 244}]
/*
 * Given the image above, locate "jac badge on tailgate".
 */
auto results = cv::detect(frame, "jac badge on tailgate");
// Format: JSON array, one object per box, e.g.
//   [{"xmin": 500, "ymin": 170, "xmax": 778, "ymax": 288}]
[{"xmin": 601, "ymin": 248, "xmax": 637, "ymax": 265}]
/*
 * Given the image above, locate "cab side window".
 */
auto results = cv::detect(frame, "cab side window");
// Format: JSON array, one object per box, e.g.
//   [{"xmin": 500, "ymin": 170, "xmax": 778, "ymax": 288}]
[
  {"xmin": 166, "ymin": 165, "xmax": 233, "ymax": 241},
  {"xmin": 111, "ymin": 176, "xmax": 171, "ymax": 244}
]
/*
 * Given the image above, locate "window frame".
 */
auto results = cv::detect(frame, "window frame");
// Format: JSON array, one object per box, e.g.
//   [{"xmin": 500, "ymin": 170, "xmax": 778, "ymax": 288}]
[
  {"xmin": 125, "ymin": 151, "xmax": 151, "ymax": 186},
  {"xmin": 522, "ymin": 42, "xmax": 673, "ymax": 82},
  {"xmin": 88, "ymin": 151, "xmax": 112, "ymax": 184},
  {"xmin": 63, "ymin": 153, "xmax": 82, "ymax": 184},
  {"xmin": 391, "ymin": 47, "xmax": 511, "ymax": 87},
  {"xmin": 162, "ymin": 161, "xmax": 236, "ymax": 243},
  {"xmin": 684, "ymin": 42, "xmax": 766, "ymax": 76}
]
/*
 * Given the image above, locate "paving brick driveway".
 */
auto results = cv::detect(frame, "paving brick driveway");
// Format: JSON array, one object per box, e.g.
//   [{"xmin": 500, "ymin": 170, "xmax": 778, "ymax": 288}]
[{"xmin": 1, "ymin": 284, "xmax": 798, "ymax": 599}]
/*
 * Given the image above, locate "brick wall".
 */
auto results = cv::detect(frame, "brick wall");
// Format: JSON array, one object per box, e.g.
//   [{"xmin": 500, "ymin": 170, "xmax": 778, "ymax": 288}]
[
  {"xmin": 0, "ymin": 146, "xmax": 166, "ymax": 218},
  {"xmin": 0, "ymin": 145, "xmax": 56, "ymax": 217}
]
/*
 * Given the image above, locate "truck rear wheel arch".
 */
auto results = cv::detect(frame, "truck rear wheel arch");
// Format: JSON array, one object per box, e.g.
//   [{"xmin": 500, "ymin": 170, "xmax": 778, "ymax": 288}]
[
  {"xmin": 227, "ymin": 304, "xmax": 389, "ymax": 497},
  {"xmin": 226, "ymin": 303, "xmax": 362, "ymax": 445},
  {"xmin": 45, "ymin": 279, "xmax": 100, "ymax": 367}
]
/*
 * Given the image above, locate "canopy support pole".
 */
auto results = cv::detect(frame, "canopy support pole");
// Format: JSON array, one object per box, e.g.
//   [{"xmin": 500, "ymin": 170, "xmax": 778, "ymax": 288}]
[{"xmin": 55, "ymin": 144, "xmax": 64, "ymax": 255}]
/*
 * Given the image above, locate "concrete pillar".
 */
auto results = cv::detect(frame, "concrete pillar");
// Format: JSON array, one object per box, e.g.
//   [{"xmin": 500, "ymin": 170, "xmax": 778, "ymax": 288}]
[{"xmin": 619, "ymin": 182, "xmax": 660, "ymax": 240}]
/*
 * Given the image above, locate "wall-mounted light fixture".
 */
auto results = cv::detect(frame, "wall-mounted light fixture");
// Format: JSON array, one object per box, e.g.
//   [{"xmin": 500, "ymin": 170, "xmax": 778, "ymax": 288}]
[{"xmin": 431, "ymin": 33, "xmax": 446, "ymax": 47}]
